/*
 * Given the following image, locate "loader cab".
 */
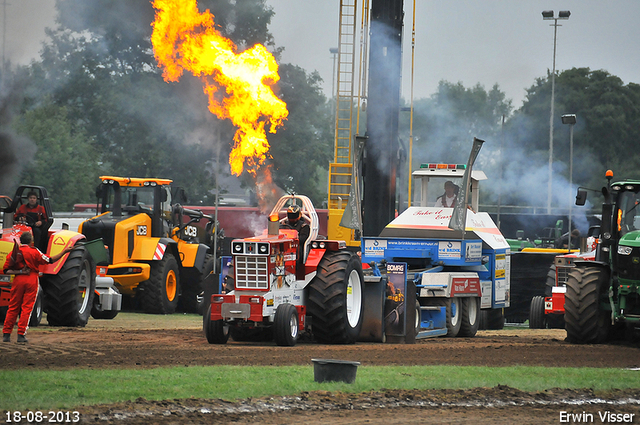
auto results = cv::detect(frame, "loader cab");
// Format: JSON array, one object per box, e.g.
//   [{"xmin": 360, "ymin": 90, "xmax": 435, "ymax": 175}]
[
  {"xmin": 94, "ymin": 176, "xmax": 173, "ymax": 238},
  {"xmin": 411, "ymin": 163, "xmax": 487, "ymax": 211}
]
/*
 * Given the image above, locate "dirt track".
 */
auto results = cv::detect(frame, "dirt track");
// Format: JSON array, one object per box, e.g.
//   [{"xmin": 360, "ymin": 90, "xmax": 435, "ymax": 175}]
[{"xmin": 2, "ymin": 314, "xmax": 640, "ymax": 423}]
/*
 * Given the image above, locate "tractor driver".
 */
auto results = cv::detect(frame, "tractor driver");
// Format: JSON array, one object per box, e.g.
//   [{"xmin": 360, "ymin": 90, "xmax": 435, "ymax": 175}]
[
  {"xmin": 14, "ymin": 192, "xmax": 47, "ymax": 248},
  {"xmin": 281, "ymin": 205, "xmax": 310, "ymax": 271},
  {"xmin": 434, "ymin": 181, "xmax": 459, "ymax": 208}
]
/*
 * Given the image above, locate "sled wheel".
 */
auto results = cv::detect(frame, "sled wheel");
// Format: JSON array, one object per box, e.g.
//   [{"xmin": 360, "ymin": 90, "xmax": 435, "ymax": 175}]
[{"xmin": 458, "ymin": 297, "xmax": 480, "ymax": 337}]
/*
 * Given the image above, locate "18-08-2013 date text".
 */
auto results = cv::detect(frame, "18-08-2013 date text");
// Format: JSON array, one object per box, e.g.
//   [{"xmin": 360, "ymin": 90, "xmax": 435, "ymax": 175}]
[{"xmin": 5, "ymin": 411, "xmax": 80, "ymax": 423}]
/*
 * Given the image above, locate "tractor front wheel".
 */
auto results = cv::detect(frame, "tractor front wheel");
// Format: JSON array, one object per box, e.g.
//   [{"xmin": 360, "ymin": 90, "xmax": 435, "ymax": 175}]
[
  {"xmin": 307, "ymin": 251, "xmax": 364, "ymax": 344},
  {"xmin": 203, "ymin": 304, "xmax": 229, "ymax": 344},
  {"xmin": 43, "ymin": 246, "xmax": 95, "ymax": 327},
  {"xmin": 139, "ymin": 253, "xmax": 180, "ymax": 314},
  {"xmin": 274, "ymin": 303, "xmax": 299, "ymax": 346},
  {"xmin": 529, "ymin": 296, "xmax": 546, "ymax": 329},
  {"xmin": 91, "ymin": 297, "xmax": 119, "ymax": 320},
  {"xmin": 565, "ymin": 266, "xmax": 610, "ymax": 344}
]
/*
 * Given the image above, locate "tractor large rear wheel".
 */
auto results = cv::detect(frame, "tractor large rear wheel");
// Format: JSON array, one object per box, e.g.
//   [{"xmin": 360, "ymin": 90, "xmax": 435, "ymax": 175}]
[
  {"xmin": 564, "ymin": 266, "xmax": 610, "ymax": 344},
  {"xmin": 28, "ymin": 287, "xmax": 43, "ymax": 327},
  {"xmin": 545, "ymin": 265, "xmax": 556, "ymax": 297},
  {"xmin": 307, "ymin": 251, "xmax": 364, "ymax": 344},
  {"xmin": 139, "ymin": 253, "xmax": 180, "ymax": 314},
  {"xmin": 43, "ymin": 246, "xmax": 95, "ymax": 327}
]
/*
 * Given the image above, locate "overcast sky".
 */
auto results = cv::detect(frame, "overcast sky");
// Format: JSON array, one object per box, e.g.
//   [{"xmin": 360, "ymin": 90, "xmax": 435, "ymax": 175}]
[{"xmin": 4, "ymin": 0, "xmax": 639, "ymax": 107}]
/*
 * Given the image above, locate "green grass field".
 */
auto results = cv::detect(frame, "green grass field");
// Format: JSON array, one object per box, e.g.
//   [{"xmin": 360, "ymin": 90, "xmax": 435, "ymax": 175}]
[{"xmin": 2, "ymin": 365, "xmax": 639, "ymax": 411}]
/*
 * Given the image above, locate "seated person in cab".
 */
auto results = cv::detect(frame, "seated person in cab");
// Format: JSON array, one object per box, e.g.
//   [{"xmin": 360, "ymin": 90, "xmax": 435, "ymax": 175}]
[
  {"xmin": 434, "ymin": 181, "xmax": 459, "ymax": 208},
  {"xmin": 14, "ymin": 191, "xmax": 47, "ymax": 247},
  {"xmin": 280, "ymin": 205, "xmax": 310, "ymax": 270}
]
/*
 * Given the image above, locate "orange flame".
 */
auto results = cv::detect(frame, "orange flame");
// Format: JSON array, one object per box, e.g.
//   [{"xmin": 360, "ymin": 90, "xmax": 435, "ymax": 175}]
[{"xmin": 151, "ymin": 0, "xmax": 288, "ymax": 176}]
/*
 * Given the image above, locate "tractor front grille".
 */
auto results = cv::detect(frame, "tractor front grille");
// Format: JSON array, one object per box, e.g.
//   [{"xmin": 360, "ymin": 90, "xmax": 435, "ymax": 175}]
[
  {"xmin": 235, "ymin": 256, "xmax": 269, "ymax": 290},
  {"xmin": 557, "ymin": 267, "xmax": 570, "ymax": 285},
  {"xmin": 618, "ymin": 247, "xmax": 640, "ymax": 281}
]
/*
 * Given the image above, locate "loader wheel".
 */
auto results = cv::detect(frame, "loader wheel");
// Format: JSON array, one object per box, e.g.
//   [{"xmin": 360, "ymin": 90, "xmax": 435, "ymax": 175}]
[
  {"xmin": 274, "ymin": 303, "xmax": 299, "ymax": 346},
  {"xmin": 28, "ymin": 287, "xmax": 43, "ymax": 327},
  {"xmin": 458, "ymin": 297, "xmax": 480, "ymax": 337},
  {"xmin": 203, "ymin": 304, "xmax": 228, "ymax": 344},
  {"xmin": 91, "ymin": 297, "xmax": 119, "ymax": 320},
  {"xmin": 139, "ymin": 253, "xmax": 180, "ymax": 314},
  {"xmin": 43, "ymin": 246, "xmax": 95, "ymax": 327},
  {"xmin": 307, "ymin": 251, "xmax": 364, "ymax": 344},
  {"xmin": 529, "ymin": 296, "xmax": 546, "ymax": 329},
  {"xmin": 179, "ymin": 255, "xmax": 214, "ymax": 314},
  {"xmin": 565, "ymin": 266, "xmax": 610, "ymax": 344}
]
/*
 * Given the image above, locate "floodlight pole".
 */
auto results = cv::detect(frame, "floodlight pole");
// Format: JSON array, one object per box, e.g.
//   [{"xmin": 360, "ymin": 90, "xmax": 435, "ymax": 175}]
[
  {"xmin": 562, "ymin": 114, "xmax": 576, "ymax": 251},
  {"xmin": 543, "ymin": 10, "xmax": 570, "ymax": 214}
]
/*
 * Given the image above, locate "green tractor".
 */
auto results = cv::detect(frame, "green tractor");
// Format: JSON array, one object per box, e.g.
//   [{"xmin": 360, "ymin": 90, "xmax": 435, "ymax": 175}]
[{"xmin": 565, "ymin": 170, "xmax": 640, "ymax": 343}]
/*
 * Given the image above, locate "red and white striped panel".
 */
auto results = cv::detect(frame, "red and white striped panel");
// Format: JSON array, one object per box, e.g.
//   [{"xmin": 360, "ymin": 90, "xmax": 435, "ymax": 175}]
[{"xmin": 154, "ymin": 243, "xmax": 166, "ymax": 261}]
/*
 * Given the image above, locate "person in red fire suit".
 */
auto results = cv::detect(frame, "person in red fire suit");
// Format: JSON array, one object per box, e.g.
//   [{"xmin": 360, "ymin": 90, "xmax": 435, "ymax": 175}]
[{"xmin": 2, "ymin": 232, "xmax": 72, "ymax": 343}]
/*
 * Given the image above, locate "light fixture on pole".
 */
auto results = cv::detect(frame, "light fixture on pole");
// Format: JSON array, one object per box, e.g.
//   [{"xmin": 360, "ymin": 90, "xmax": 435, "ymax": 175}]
[
  {"xmin": 561, "ymin": 113, "xmax": 576, "ymax": 251},
  {"xmin": 542, "ymin": 10, "xmax": 570, "ymax": 214},
  {"xmin": 330, "ymin": 47, "xmax": 339, "ymax": 99}
]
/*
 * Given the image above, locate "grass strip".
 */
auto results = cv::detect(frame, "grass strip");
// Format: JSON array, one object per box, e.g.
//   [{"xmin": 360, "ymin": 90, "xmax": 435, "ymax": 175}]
[{"xmin": 2, "ymin": 365, "xmax": 639, "ymax": 411}]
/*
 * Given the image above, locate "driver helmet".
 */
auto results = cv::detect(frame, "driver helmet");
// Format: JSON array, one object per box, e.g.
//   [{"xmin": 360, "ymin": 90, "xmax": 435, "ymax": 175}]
[{"xmin": 287, "ymin": 204, "xmax": 301, "ymax": 223}]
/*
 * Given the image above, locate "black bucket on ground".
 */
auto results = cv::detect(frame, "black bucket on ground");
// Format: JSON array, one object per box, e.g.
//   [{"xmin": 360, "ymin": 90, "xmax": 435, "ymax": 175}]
[{"xmin": 312, "ymin": 359, "xmax": 360, "ymax": 383}]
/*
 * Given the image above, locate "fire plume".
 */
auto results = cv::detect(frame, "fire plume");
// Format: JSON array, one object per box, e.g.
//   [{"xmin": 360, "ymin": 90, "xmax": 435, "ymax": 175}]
[{"xmin": 151, "ymin": 0, "xmax": 288, "ymax": 176}]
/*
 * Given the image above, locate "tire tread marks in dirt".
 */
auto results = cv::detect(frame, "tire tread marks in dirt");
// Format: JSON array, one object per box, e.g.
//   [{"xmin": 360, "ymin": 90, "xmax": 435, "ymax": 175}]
[
  {"xmin": 564, "ymin": 266, "xmax": 610, "ymax": 344},
  {"xmin": 43, "ymin": 246, "xmax": 95, "ymax": 327},
  {"xmin": 529, "ymin": 295, "xmax": 546, "ymax": 329},
  {"xmin": 307, "ymin": 251, "xmax": 363, "ymax": 344},
  {"xmin": 139, "ymin": 253, "xmax": 180, "ymax": 314}
]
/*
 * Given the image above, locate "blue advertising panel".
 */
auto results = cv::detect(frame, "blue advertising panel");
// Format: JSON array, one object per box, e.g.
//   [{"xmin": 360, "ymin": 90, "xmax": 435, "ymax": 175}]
[{"xmin": 384, "ymin": 262, "xmax": 407, "ymax": 337}]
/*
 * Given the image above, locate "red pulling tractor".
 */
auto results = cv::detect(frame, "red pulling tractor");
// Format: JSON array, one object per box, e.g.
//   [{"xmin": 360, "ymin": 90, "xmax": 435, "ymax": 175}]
[{"xmin": 204, "ymin": 195, "xmax": 364, "ymax": 346}]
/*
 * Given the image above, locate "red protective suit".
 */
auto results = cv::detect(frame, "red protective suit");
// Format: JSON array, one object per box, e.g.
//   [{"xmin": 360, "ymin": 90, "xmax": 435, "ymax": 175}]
[{"xmin": 2, "ymin": 245, "xmax": 50, "ymax": 336}]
